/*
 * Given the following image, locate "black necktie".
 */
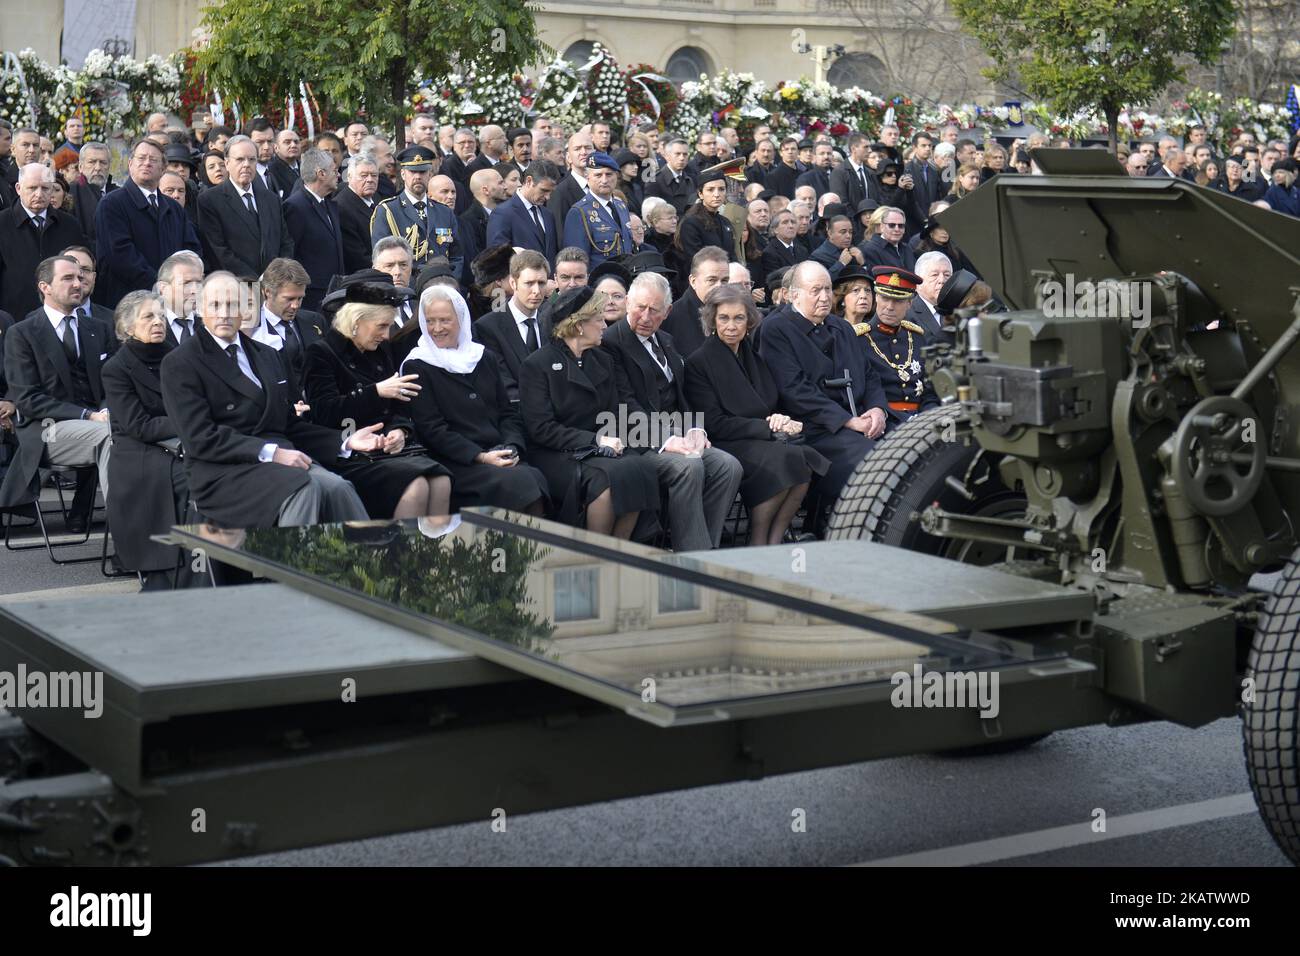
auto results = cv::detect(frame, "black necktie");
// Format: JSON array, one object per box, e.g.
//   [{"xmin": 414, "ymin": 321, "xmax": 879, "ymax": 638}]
[
  {"xmin": 649, "ymin": 335, "xmax": 667, "ymax": 368},
  {"xmin": 31, "ymin": 215, "xmax": 45, "ymax": 232},
  {"xmin": 61, "ymin": 317, "xmax": 77, "ymax": 362},
  {"xmin": 530, "ymin": 204, "xmax": 545, "ymax": 235},
  {"xmin": 415, "ymin": 200, "xmax": 427, "ymax": 222},
  {"xmin": 275, "ymin": 321, "xmax": 301, "ymax": 366},
  {"xmin": 178, "ymin": 317, "xmax": 193, "ymax": 341},
  {"xmin": 243, "ymin": 191, "xmax": 257, "ymax": 216},
  {"xmin": 858, "ymin": 166, "xmax": 868, "ymax": 194},
  {"xmin": 226, "ymin": 343, "xmax": 240, "ymax": 363},
  {"xmin": 148, "ymin": 193, "xmax": 159, "ymax": 213},
  {"xmin": 524, "ymin": 316, "xmax": 539, "ymax": 352}
]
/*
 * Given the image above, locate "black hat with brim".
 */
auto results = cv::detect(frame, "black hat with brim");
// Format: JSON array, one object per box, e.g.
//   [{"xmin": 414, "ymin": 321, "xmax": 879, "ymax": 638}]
[
  {"xmin": 589, "ymin": 258, "xmax": 633, "ymax": 288},
  {"xmin": 320, "ymin": 277, "xmax": 412, "ymax": 315},
  {"xmin": 624, "ymin": 248, "xmax": 677, "ymax": 279},
  {"xmin": 936, "ymin": 269, "xmax": 979, "ymax": 314},
  {"xmin": 550, "ymin": 285, "xmax": 596, "ymax": 325},
  {"xmin": 413, "ymin": 257, "xmax": 457, "ymax": 296}
]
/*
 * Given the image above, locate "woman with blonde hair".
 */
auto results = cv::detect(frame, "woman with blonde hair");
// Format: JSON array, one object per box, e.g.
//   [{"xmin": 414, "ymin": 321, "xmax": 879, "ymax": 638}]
[
  {"xmin": 519, "ymin": 286, "xmax": 659, "ymax": 537},
  {"xmin": 946, "ymin": 163, "xmax": 983, "ymax": 201},
  {"xmin": 302, "ymin": 281, "xmax": 452, "ymax": 519}
]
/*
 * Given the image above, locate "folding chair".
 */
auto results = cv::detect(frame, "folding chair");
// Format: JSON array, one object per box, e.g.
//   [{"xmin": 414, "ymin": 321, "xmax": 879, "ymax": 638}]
[{"xmin": 2, "ymin": 464, "xmax": 102, "ymax": 564}]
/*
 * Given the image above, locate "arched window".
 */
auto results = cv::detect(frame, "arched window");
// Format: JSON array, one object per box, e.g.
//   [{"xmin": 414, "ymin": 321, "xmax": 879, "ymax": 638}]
[
  {"xmin": 564, "ymin": 40, "xmax": 598, "ymax": 67},
  {"xmin": 666, "ymin": 46, "xmax": 714, "ymax": 85},
  {"xmin": 826, "ymin": 52, "xmax": 887, "ymax": 92}
]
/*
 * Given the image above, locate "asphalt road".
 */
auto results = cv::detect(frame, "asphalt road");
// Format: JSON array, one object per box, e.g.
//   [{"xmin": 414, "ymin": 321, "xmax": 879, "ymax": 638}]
[{"xmin": 217, "ymin": 716, "xmax": 1288, "ymax": 867}]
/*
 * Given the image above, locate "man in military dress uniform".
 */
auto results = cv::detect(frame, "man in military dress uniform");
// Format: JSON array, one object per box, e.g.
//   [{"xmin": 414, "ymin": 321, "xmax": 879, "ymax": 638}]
[
  {"xmin": 370, "ymin": 145, "xmax": 462, "ymax": 277},
  {"xmin": 562, "ymin": 152, "xmax": 633, "ymax": 272},
  {"xmin": 864, "ymin": 265, "xmax": 939, "ymax": 424}
]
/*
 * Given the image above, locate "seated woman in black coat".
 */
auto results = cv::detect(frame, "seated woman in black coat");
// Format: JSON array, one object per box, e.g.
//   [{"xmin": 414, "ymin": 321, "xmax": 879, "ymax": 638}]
[
  {"xmin": 400, "ymin": 285, "xmax": 548, "ymax": 514},
  {"xmin": 302, "ymin": 282, "xmax": 452, "ymax": 519},
  {"xmin": 101, "ymin": 290, "xmax": 189, "ymax": 588},
  {"xmin": 520, "ymin": 286, "xmax": 659, "ymax": 539},
  {"xmin": 683, "ymin": 284, "xmax": 828, "ymax": 545},
  {"xmin": 675, "ymin": 169, "xmax": 738, "ymax": 267}
]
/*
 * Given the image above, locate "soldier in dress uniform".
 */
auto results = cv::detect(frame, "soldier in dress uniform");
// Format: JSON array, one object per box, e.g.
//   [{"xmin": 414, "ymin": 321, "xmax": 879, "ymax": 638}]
[
  {"xmin": 865, "ymin": 265, "xmax": 939, "ymax": 424},
  {"xmin": 562, "ymin": 152, "xmax": 634, "ymax": 272},
  {"xmin": 370, "ymin": 145, "xmax": 462, "ymax": 277}
]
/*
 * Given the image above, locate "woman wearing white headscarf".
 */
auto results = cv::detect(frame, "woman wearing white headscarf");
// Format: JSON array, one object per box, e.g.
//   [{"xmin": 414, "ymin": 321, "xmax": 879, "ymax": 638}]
[{"xmin": 402, "ymin": 285, "xmax": 549, "ymax": 513}]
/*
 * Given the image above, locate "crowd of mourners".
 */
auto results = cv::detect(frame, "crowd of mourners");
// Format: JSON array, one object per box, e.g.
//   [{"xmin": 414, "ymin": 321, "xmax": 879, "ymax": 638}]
[{"xmin": 1, "ymin": 104, "xmax": 1297, "ymax": 588}]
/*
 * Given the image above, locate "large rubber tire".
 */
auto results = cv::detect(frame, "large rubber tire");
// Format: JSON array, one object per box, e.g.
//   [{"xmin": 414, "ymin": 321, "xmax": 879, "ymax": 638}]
[
  {"xmin": 826, "ymin": 407, "xmax": 1026, "ymax": 564},
  {"xmin": 1243, "ymin": 548, "xmax": 1300, "ymax": 865},
  {"xmin": 826, "ymin": 407, "xmax": 1050, "ymax": 755}
]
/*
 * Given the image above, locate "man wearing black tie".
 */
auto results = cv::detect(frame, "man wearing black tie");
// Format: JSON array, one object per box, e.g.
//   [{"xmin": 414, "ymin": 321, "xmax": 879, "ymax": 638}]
[
  {"xmin": 267, "ymin": 128, "xmax": 302, "ymax": 198},
  {"xmin": 759, "ymin": 210, "xmax": 804, "ymax": 281},
  {"xmin": 284, "ymin": 148, "xmax": 346, "ymax": 310},
  {"xmin": 156, "ymin": 250, "xmax": 205, "ymax": 347},
  {"xmin": 372, "ymin": 238, "xmax": 417, "ymax": 327},
  {"xmin": 338, "ymin": 154, "xmax": 381, "ymax": 273},
  {"xmin": 0, "ymin": 255, "xmax": 114, "ymax": 526},
  {"xmin": 251, "ymin": 257, "xmax": 324, "ymax": 384},
  {"xmin": 905, "ymin": 131, "xmax": 941, "ymax": 221},
  {"xmin": 0, "ymin": 163, "xmax": 88, "ymax": 319},
  {"xmin": 160, "ymin": 271, "xmax": 371, "ymax": 528},
  {"xmin": 830, "ymin": 134, "xmax": 875, "ymax": 212},
  {"xmin": 248, "ymin": 118, "xmax": 277, "ymax": 192},
  {"xmin": 472, "ymin": 249, "xmax": 551, "ymax": 402},
  {"xmin": 197, "ymin": 135, "xmax": 294, "ymax": 278},
  {"xmin": 486, "ymin": 160, "xmax": 560, "ymax": 267}
]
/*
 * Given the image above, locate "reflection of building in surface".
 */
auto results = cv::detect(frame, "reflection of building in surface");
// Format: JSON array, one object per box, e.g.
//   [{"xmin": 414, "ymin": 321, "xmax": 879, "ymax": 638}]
[{"xmin": 524, "ymin": 549, "xmax": 929, "ymax": 705}]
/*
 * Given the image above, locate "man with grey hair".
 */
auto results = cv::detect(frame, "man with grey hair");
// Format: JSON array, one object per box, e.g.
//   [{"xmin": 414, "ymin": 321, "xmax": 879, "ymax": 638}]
[
  {"xmin": 68, "ymin": 141, "xmax": 116, "ymax": 240},
  {"xmin": 466, "ymin": 125, "xmax": 508, "ymax": 177},
  {"xmin": 603, "ymin": 270, "xmax": 743, "ymax": 551},
  {"xmin": 198, "ymin": 134, "xmax": 293, "ymax": 277},
  {"xmin": 155, "ymin": 250, "xmax": 205, "ymax": 346},
  {"xmin": 283, "ymin": 147, "xmax": 345, "ymax": 309},
  {"xmin": 338, "ymin": 153, "xmax": 380, "ymax": 272},
  {"xmin": 909, "ymin": 250, "xmax": 952, "ymax": 340},
  {"xmin": 645, "ymin": 137, "xmax": 695, "ymax": 216},
  {"xmin": 758, "ymin": 260, "xmax": 886, "ymax": 524},
  {"xmin": 159, "ymin": 270, "xmax": 373, "ymax": 528},
  {"xmin": 358, "ymin": 134, "xmax": 397, "ymax": 198},
  {"xmin": 0, "ymin": 163, "xmax": 88, "ymax": 317}
]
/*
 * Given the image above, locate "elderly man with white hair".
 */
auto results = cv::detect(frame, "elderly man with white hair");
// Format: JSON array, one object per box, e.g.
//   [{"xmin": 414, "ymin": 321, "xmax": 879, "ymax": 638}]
[
  {"xmin": 757, "ymin": 260, "xmax": 887, "ymax": 526},
  {"xmin": 602, "ymin": 270, "xmax": 743, "ymax": 551},
  {"xmin": 908, "ymin": 250, "xmax": 952, "ymax": 341},
  {"xmin": 0, "ymin": 163, "xmax": 88, "ymax": 318}
]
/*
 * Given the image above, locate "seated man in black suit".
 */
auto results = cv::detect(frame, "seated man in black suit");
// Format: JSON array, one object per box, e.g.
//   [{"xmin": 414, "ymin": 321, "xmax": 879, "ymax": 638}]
[
  {"xmin": 159, "ymin": 271, "xmax": 377, "ymax": 528},
  {"xmin": 459, "ymin": 167, "xmax": 507, "ymax": 280},
  {"xmin": 248, "ymin": 257, "xmax": 325, "ymax": 386},
  {"xmin": 486, "ymin": 160, "xmax": 560, "ymax": 267},
  {"xmin": 858, "ymin": 205, "xmax": 918, "ymax": 272},
  {"xmin": 757, "ymin": 260, "xmax": 887, "ymax": 518},
  {"xmin": 472, "ymin": 249, "xmax": 551, "ymax": 403},
  {"xmin": 0, "ymin": 255, "xmax": 115, "ymax": 529},
  {"xmin": 198, "ymin": 134, "xmax": 294, "ymax": 278},
  {"xmin": 644, "ymin": 138, "xmax": 696, "ymax": 216},
  {"xmin": 602, "ymin": 271, "xmax": 743, "ymax": 551}
]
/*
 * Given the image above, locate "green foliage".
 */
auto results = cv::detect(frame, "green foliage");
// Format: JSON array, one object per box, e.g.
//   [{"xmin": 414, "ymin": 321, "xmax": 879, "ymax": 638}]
[
  {"xmin": 953, "ymin": 0, "xmax": 1236, "ymax": 148},
  {"xmin": 195, "ymin": 0, "xmax": 544, "ymax": 145}
]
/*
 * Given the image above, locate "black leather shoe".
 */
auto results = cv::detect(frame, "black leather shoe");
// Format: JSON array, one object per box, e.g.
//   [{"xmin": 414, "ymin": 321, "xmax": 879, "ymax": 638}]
[{"xmin": 65, "ymin": 514, "xmax": 90, "ymax": 535}]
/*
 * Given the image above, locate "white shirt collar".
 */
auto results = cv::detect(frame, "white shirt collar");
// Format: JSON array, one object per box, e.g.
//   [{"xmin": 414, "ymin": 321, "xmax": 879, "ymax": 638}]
[
  {"xmin": 404, "ymin": 190, "xmax": 425, "ymax": 206},
  {"xmin": 508, "ymin": 299, "xmax": 536, "ymax": 325},
  {"xmin": 21, "ymin": 204, "xmax": 45, "ymax": 221},
  {"xmin": 571, "ymin": 169, "xmax": 588, "ymax": 186},
  {"xmin": 44, "ymin": 304, "xmax": 75, "ymax": 327},
  {"xmin": 260, "ymin": 304, "xmax": 289, "ymax": 329},
  {"xmin": 206, "ymin": 327, "xmax": 240, "ymax": 351}
]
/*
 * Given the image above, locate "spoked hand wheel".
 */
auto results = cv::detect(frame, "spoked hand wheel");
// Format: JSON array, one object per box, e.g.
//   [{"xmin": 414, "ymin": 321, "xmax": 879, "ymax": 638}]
[{"xmin": 1170, "ymin": 396, "xmax": 1265, "ymax": 516}]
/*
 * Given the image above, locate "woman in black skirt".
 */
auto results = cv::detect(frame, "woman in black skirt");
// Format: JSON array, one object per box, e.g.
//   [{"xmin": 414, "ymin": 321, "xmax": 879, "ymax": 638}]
[
  {"xmin": 520, "ymin": 286, "xmax": 659, "ymax": 539},
  {"xmin": 684, "ymin": 284, "xmax": 828, "ymax": 545},
  {"xmin": 303, "ymin": 282, "xmax": 451, "ymax": 519},
  {"xmin": 400, "ymin": 285, "xmax": 548, "ymax": 514},
  {"xmin": 101, "ymin": 290, "xmax": 189, "ymax": 587}
]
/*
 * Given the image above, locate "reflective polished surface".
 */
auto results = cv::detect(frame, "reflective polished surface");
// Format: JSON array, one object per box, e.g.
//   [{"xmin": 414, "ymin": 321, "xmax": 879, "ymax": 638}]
[{"xmin": 166, "ymin": 516, "xmax": 1031, "ymax": 723}]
